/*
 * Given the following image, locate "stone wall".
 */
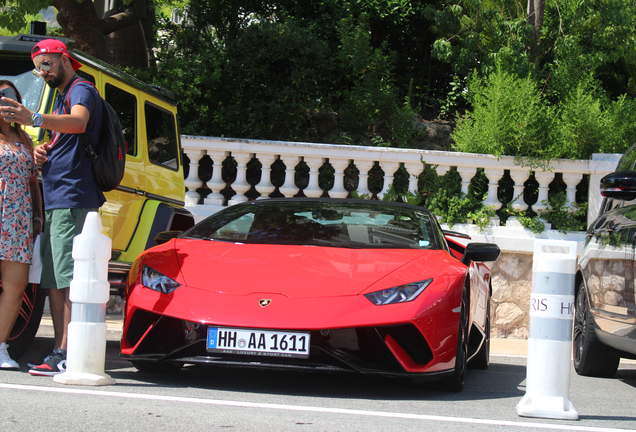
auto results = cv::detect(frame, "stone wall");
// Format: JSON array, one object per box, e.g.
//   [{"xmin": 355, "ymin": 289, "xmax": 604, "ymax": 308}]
[{"xmin": 490, "ymin": 252, "xmax": 533, "ymax": 339}]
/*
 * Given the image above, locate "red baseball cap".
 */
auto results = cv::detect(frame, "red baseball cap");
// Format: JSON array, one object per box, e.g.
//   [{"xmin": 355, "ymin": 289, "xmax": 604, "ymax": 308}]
[{"xmin": 31, "ymin": 39, "xmax": 82, "ymax": 71}]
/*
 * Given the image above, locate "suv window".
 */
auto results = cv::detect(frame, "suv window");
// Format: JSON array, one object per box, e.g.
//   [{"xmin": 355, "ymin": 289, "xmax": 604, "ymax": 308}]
[
  {"xmin": 105, "ymin": 83, "xmax": 137, "ymax": 156},
  {"xmin": 145, "ymin": 102, "xmax": 179, "ymax": 170}
]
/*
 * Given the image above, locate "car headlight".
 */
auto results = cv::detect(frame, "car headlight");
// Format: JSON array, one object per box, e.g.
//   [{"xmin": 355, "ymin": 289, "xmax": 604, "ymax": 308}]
[
  {"xmin": 142, "ymin": 265, "xmax": 181, "ymax": 294},
  {"xmin": 364, "ymin": 279, "xmax": 432, "ymax": 305}
]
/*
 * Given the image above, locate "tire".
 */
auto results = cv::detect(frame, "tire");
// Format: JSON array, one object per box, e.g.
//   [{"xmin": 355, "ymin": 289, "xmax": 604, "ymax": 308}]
[
  {"xmin": 131, "ymin": 360, "xmax": 183, "ymax": 373},
  {"xmin": 470, "ymin": 298, "xmax": 490, "ymax": 370},
  {"xmin": 442, "ymin": 287, "xmax": 468, "ymax": 392},
  {"xmin": 7, "ymin": 283, "xmax": 46, "ymax": 360},
  {"xmin": 573, "ymin": 283, "xmax": 620, "ymax": 377}
]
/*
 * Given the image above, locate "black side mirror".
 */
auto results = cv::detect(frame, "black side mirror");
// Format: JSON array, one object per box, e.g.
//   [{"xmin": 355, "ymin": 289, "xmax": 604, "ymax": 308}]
[
  {"xmin": 600, "ymin": 171, "xmax": 636, "ymax": 201},
  {"xmin": 461, "ymin": 242, "xmax": 501, "ymax": 266},
  {"xmin": 154, "ymin": 230, "xmax": 182, "ymax": 245}
]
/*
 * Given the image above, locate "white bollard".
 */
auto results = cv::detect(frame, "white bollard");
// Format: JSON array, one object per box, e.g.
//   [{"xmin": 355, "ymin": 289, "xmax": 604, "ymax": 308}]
[
  {"xmin": 516, "ymin": 239, "xmax": 578, "ymax": 420},
  {"xmin": 54, "ymin": 212, "xmax": 116, "ymax": 386}
]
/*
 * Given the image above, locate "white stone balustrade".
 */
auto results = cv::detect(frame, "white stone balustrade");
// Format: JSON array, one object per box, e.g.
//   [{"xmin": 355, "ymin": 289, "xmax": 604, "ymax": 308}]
[{"xmin": 180, "ymin": 135, "xmax": 621, "ymax": 235}]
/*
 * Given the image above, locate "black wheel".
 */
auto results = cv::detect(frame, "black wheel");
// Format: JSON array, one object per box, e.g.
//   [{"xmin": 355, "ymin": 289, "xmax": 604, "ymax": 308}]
[
  {"xmin": 131, "ymin": 360, "xmax": 183, "ymax": 373},
  {"xmin": 7, "ymin": 283, "xmax": 46, "ymax": 360},
  {"xmin": 442, "ymin": 287, "xmax": 468, "ymax": 392},
  {"xmin": 573, "ymin": 283, "xmax": 620, "ymax": 377},
  {"xmin": 470, "ymin": 297, "xmax": 490, "ymax": 370}
]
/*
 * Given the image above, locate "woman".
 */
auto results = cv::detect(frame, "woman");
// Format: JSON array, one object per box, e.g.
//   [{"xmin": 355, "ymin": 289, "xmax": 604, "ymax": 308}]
[{"xmin": 0, "ymin": 80, "xmax": 43, "ymax": 369}]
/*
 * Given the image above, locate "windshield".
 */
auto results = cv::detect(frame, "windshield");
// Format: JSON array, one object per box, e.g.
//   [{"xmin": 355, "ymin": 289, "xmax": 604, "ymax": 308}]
[
  {"xmin": 0, "ymin": 58, "xmax": 46, "ymax": 112},
  {"xmin": 184, "ymin": 200, "xmax": 441, "ymax": 249}
]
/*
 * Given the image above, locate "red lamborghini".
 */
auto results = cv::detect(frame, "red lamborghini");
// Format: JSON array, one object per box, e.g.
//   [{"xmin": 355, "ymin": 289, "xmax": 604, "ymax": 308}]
[{"xmin": 121, "ymin": 198, "xmax": 500, "ymax": 391}]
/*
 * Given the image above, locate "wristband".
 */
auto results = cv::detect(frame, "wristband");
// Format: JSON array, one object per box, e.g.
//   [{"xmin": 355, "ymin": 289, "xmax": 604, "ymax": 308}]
[{"xmin": 33, "ymin": 217, "xmax": 42, "ymax": 224}]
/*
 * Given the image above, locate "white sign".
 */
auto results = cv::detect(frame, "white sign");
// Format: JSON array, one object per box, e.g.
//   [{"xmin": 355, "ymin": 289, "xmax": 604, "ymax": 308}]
[{"xmin": 529, "ymin": 294, "xmax": 575, "ymax": 319}]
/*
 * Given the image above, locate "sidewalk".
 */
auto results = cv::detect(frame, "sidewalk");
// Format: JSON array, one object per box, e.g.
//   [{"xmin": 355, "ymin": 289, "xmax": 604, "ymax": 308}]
[{"xmin": 37, "ymin": 312, "xmax": 530, "ymax": 355}]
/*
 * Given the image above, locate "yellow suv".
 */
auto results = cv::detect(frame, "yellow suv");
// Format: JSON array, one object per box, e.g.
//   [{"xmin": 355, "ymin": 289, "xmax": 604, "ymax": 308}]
[{"xmin": 0, "ymin": 34, "xmax": 194, "ymax": 359}]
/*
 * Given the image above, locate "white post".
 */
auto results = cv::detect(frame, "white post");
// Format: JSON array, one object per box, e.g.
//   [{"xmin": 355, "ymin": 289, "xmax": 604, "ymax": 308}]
[
  {"xmin": 255, "ymin": 154, "xmax": 277, "ymax": 199},
  {"xmin": 183, "ymin": 149, "xmax": 204, "ymax": 205},
  {"xmin": 54, "ymin": 212, "xmax": 115, "ymax": 386},
  {"xmin": 279, "ymin": 155, "xmax": 301, "ymax": 197},
  {"xmin": 516, "ymin": 239, "xmax": 578, "ymax": 420},
  {"xmin": 483, "ymin": 168, "xmax": 504, "ymax": 210},
  {"xmin": 329, "ymin": 158, "xmax": 350, "ymax": 198},
  {"xmin": 205, "ymin": 150, "xmax": 227, "ymax": 206},
  {"xmin": 229, "ymin": 152, "xmax": 252, "ymax": 203},
  {"xmin": 303, "ymin": 156, "xmax": 325, "ymax": 198}
]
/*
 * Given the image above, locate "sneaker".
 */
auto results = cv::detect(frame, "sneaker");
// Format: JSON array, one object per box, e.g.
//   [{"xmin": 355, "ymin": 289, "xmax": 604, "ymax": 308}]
[
  {"xmin": 27, "ymin": 346, "xmax": 55, "ymax": 368},
  {"xmin": 0, "ymin": 342, "xmax": 19, "ymax": 370},
  {"xmin": 29, "ymin": 348, "xmax": 67, "ymax": 376}
]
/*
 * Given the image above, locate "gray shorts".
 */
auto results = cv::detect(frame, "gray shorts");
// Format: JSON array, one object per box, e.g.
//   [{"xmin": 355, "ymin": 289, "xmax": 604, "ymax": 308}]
[{"xmin": 40, "ymin": 208, "xmax": 96, "ymax": 289}]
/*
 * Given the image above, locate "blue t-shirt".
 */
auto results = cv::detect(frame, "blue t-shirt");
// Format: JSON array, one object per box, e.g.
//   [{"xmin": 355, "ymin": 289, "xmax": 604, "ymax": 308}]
[{"xmin": 42, "ymin": 76, "xmax": 106, "ymax": 210}]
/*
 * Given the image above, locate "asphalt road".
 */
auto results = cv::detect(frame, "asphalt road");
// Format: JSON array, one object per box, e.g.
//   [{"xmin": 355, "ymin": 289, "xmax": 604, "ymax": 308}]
[{"xmin": 1, "ymin": 333, "xmax": 636, "ymax": 432}]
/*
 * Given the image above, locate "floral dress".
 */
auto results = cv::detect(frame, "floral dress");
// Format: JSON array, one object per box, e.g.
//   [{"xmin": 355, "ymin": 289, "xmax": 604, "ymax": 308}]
[{"xmin": 0, "ymin": 137, "xmax": 36, "ymax": 264}]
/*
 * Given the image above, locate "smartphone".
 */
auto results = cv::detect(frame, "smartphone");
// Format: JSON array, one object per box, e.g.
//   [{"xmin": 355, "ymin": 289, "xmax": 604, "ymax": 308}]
[{"xmin": 0, "ymin": 86, "xmax": 17, "ymax": 106}]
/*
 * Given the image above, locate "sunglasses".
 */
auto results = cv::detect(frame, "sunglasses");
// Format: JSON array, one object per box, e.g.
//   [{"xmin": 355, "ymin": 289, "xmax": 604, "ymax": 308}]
[{"xmin": 32, "ymin": 55, "xmax": 62, "ymax": 76}]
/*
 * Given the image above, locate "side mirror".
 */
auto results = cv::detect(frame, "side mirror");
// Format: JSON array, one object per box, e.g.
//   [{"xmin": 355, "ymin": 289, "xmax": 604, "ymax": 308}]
[
  {"xmin": 461, "ymin": 242, "xmax": 501, "ymax": 266},
  {"xmin": 154, "ymin": 230, "xmax": 182, "ymax": 245},
  {"xmin": 600, "ymin": 171, "xmax": 636, "ymax": 201}
]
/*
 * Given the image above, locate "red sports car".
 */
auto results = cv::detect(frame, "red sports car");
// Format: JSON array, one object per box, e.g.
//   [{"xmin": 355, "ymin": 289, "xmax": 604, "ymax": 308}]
[{"xmin": 121, "ymin": 198, "xmax": 500, "ymax": 391}]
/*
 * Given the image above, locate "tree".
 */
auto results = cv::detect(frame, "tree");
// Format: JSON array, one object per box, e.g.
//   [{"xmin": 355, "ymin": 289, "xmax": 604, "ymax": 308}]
[{"xmin": 0, "ymin": 0, "xmax": 155, "ymax": 66}]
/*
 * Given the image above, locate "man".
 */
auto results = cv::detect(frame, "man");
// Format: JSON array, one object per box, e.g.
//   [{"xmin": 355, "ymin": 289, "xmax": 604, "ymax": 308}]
[{"xmin": 1, "ymin": 39, "xmax": 105, "ymax": 376}]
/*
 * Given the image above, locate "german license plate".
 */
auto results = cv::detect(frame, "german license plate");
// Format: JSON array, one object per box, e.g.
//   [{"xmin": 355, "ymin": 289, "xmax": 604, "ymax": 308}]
[{"xmin": 207, "ymin": 327, "xmax": 310, "ymax": 358}]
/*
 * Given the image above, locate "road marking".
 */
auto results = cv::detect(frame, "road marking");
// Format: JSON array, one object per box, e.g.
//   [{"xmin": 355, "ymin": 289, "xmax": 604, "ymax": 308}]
[{"xmin": 0, "ymin": 382, "xmax": 629, "ymax": 432}]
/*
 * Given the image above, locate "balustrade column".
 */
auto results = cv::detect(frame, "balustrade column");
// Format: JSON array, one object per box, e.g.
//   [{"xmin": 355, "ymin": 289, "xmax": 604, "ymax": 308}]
[
  {"xmin": 483, "ymin": 168, "xmax": 504, "ymax": 210},
  {"xmin": 183, "ymin": 149, "xmax": 204, "ymax": 205},
  {"xmin": 329, "ymin": 158, "xmax": 350, "ymax": 198},
  {"xmin": 230, "ymin": 153, "xmax": 252, "ymax": 203},
  {"xmin": 279, "ymin": 156, "xmax": 301, "ymax": 197},
  {"xmin": 355, "ymin": 159, "xmax": 375, "ymax": 198},
  {"xmin": 533, "ymin": 170, "xmax": 554, "ymax": 213},
  {"xmin": 255, "ymin": 154, "xmax": 277, "ymax": 199},
  {"xmin": 562, "ymin": 173, "xmax": 582, "ymax": 209},
  {"xmin": 457, "ymin": 166, "xmax": 477, "ymax": 195},
  {"xmin": 509, "ymin": 169, "xmax": 529, "ymax": 211},
  {"xmin": 204, "ymin": 150, "xmax": 227, "ymax": 206},
  {"xmin": 404, "ymin": 161, "xmax": 423, "ymax": 196},
  {"xmin": 378, "ymin": 161, "xmax": 401, "ymax": 198},
  {"xmin": 303, "ymin": 156, "xmax": 326, "ymax": 198}
]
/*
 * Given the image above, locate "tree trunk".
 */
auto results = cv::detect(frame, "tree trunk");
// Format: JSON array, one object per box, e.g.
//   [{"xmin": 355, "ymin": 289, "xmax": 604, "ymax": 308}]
[
  {"xmin": 54, "ymin": 0, "xmax": 107, "ymax": 60},
  {"xmin": 52, "ymin": 0, "xmax": 145, "ymax": 67},
  {"xmin": 526, "ymin": 0, "xmax": 545, "ymax": 65}
]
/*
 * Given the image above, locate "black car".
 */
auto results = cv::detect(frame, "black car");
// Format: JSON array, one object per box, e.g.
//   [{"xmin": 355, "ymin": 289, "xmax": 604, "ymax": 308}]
[{"xmin": 575, "ymin": 143, "xmax": 636, "ymax": 377}]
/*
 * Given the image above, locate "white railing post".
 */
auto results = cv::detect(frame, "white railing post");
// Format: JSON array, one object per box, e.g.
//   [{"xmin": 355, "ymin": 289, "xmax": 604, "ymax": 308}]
[
  {"xmin": 483, "ymin": 168, "xmax": 504, "ymax": 210},
  {"xmin": 279, "ymin": 155, "xmax": 300, "ymax": 197},
  {"xmin": 205, "ymin": 150, "xmax": 227, "ymax": 207},
  {"xmin": 303, "ymin": 156, "xmax": 325, "ymax": 198},
  {"xmin": 229, "ymin": 152, "xmax": 252, "ymax": 203},
  {"xmin": 533, "ymin": 171, "xmax": 554, "ymax": 213},
  {"xmin": 510, "ymin": 169, "xmax": 529, "ymax": 211},
  {"xmin": 562, "ymin": 173, "xmax": 582, "ymax": 209},
  {"xmin": 329, "ymin": 158, "xmax": 350, "ymax": 198},
  {"xmin": 255, "ymin": 154, "xmax": 277, "ymax": 199},
  {"xmin": 183, "ymin": 149, "xmax": 204, "ymax": 205},
  {"xmin": 404, "ymin": 161, "xmax": 423, "ymax": 196},
  {"xmin": 378, "ymin": 161, "xmax": 401, "ymax": 198},
  {"xmin": 457, "ymin": 166, "xmax": 476, "ymax": 195}
]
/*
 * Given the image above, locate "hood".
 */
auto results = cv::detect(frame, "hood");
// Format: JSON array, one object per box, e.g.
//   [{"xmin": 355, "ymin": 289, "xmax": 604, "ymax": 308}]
[{"xmin": 166, "ymin": 239, "xmax": 459, "ymax": 299}]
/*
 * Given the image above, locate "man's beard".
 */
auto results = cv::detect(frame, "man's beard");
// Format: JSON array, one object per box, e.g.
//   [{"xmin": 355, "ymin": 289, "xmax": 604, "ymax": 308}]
[{"xmin": 45, "ymin": 68, "xmax": 66, "ymax": 89}]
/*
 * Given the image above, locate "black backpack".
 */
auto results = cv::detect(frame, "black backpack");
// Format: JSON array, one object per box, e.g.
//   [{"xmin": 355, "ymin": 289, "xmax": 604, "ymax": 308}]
[{"xmin": 62, "ymin": 79, "xmax": 126, "ymax": 192}]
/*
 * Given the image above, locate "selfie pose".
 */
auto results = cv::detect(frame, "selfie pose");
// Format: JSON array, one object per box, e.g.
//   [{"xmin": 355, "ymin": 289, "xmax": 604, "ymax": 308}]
[{"xmin": 0, "ymin": 80, "xmax": 42, "ymax": 369}]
